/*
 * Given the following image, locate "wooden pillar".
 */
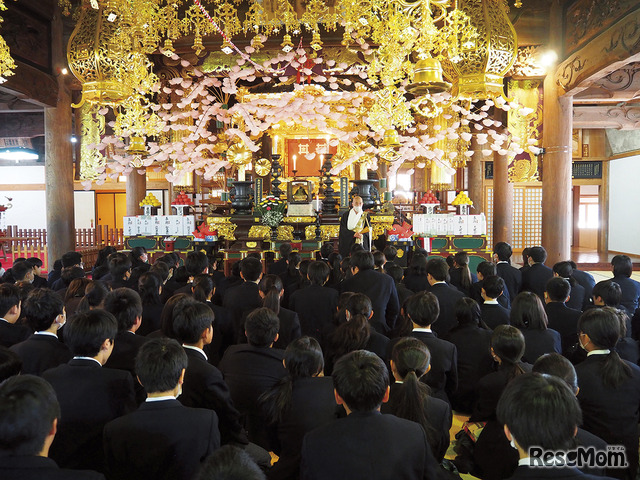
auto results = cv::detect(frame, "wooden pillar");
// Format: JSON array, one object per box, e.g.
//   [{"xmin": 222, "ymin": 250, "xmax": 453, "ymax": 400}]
[
  {"xmin": 493, "ymin": 149, "xmax": 513, "ymax": 244},
  {"xmin": 542, "ymin": 0, "xmax": 573, "ymax": 264},
  {"xmin": 468, "ymin": 136, "xmax": 484, "ymax": 214},
  {"xmin": 126, "ymin": 170, "xmax": 146, "ymax": 217},
  {"xmin": 45, "ymin": 6, "xmax": 75, "ymax": 264}
]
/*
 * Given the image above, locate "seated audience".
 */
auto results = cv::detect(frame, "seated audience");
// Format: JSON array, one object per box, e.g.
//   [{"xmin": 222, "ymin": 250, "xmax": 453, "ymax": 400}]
[
  {"xmin": 195, "ymin": 445, "xmax": 266, "ymax": 480},
  {"xmin": 51, "ymin": 252, "xmax": 83, "ymax": 291},
  {"xmin": 268, "ymin": 243, "xmax": 293, "ymax": 277},
  {"xmin": 223, "ymin": 257, "xmax": 263, "ymax": 341},
  {"xmin": 104, "ymin": 338, "xmax": 220, "ymax": 480},
  {"xmin": 473, "ymin": 261, "xmax": 510, "ymax": 309},
  {"xmin": 0, "ymin": 346, "xmax": 21, "ymax": 381},
  {"xmin": 136, "ymin": 272, "xmax": 165, "ymax": 336},
  {"xmin": 385, "ymin": 263, "xmax": 414, "ymax": 309},
  {"xmin": 26, "ymin": 257, "xmax": 47, "ymax": 288},
  {"xmin": 449, "ymin": 252, "xmax": 477, "ymax": 297},
  {"xmin": 63, "ymin": 277, "xmax": 91, "ymax": 317},
  {"xmin": 510, "ymin": 291, "xmax": 561, "ymax": 363},
  {"xmin": 0, "ymin": 283, "xmax": 31, "ymax": 347},
  {"xmin": 545, "ymin": 277, "xmax": 582, "ymax": 355},
  {"xmin": 259, "ymin": 274, "xmax": 302, "ymax": 350},
  {"xmin": 10, "ymin": 288, "xmax": 71, "ymax": 375},
  {"xmin": 611, "ymin": 255, "xmax": 640, "ymax": 317},
  {"xmin": 76, "ymin": 280, "xmax": 109, "ymax": 313},
  {"xmin": 553, "ymin": 261, "xmax": 586, "ymax": 312},
  {"xmin": 569, "ymin": 260, "xmax": 596, "ymax": 310},
  {"xmin": 521, "ymin": 246, "xmax": 553, "ymax": 301},
  {"xmin": 92, "ymin": 246, "xmax": 117, "ymax": 281},
  {"xmin": 403, "ymin": 253, "xmax": 430, "ymax": 293},
  {"xmin": 300, "ymin": 350, "xmax": 438, "ymax": 480},
  {"xmin": 425, "ymin": 256, "xmax": 465, "ymax": 337},
  {"xmin": 480, "ymin": 275, "xmax": 511, "ymax": 328},
  {"xmin": 0, "ymin": 375, "xmax": 105, "ymax": 479},
  {"xmin": 492, "ymin": 242, "xmax": 522, "ymax": 300}
]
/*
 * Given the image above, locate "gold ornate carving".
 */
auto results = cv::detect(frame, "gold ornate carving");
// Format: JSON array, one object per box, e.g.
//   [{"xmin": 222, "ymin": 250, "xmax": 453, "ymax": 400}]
[
  {"xmin": 507, "ymin": 79, "xmax": 541, "ymax": 182},
  {"xmin": 370, "ymin": 215, "xmax": 395, "ymax": 224},
  {"xmin": 305, "ymin": 225, "xmax": 340, "ymax": 241},
  {"xmin": 283, "ymin": 216, "xmax": 317, "ymax": 224},
  {"xmin": 277, "ymin": 225, "xmax": 294, "ymax": 241},
  {"xmin": 565, "ymin": 0, "xmax": 633, "ymax": 54},
  {"xmin": 79, "ymin": 103, "xmax": 106, "ymax": 181},
  {"xmin": 249, "ymin": 225, "xmax": 271, "ymax": 239},
  {"xmin": 206, "ymin": 217, "xmax": 237, "ymax": 240}
]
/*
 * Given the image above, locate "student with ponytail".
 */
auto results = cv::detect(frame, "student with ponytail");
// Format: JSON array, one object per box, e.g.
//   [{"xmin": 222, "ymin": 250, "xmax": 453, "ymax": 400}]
[
  {"xmin": 258, "ymin": 275, "xmax": 301, "ymax": 350},
  {"xmin": 259, "ymin": 337, "xmax": 337, "ymax": 480},
  {"xmin": 381, "ymin": 337, "xmax": 452, "ymax": 462},
  {"xmin": 575, "ymin": 307, "xmax": 640, "ymax": 480},
  {"xmin": 136, "ymin": 272, "xmax": 164, "ymax": 336},
  {"xmin": 76, "ymin": 280, "xmax": 109, "ymax": 313},
  {"xmin": 449, "ymin": 251, "xmax": 477, "ymax": 297},
  {"xmin": 325, "ymin": 293, "xmax": 388, "ymax": 375}
]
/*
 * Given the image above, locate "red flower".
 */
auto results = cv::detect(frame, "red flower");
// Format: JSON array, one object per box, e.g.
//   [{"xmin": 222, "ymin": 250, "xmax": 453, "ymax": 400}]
[{"xmin": 267, "ymin": 206, "xmax": 271, "ymax": 210}]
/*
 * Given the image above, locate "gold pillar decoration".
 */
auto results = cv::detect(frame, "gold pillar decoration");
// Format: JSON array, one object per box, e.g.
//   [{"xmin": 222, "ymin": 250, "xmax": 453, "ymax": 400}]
[
  {"xmin": 507, "ymin": 79, "xmax": 542, "ymax": 182},
  {"xmin": 79, "ymin": 103, "xmax": 106, "ymax": 181},
  {"xmin": 0, "ymin": 0, "xmax": 16, "ymax": 84}
]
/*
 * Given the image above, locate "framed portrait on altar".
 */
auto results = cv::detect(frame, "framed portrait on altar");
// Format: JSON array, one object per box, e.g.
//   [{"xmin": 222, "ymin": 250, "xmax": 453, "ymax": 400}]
[{"xmin": 287, "ymin": 180, "xmax": 312, "ymax": 204}]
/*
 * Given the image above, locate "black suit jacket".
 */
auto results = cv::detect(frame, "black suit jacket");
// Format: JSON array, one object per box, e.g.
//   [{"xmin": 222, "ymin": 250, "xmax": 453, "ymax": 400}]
[
  {"xmin": 566, "ymin": 282, "xmax": 586, "ymax": 312},
  {"xmin": 521, "ymin": 263, "xmax": 554, "ymax": 301},
  {"xmin": 403, "ymin": 273, "xmax": 430, "ymax": 293},
  {"xmin": 137, "ymin": 303, "xmax": 164, "ymax": 337},
  {"xmin": 301, "ymin": 411, "xmax": 438, "ymax": 480},
  {"xmin": 472, "ymin": 281, "xmax": 511, "ymax": 309},
  {"xmin": 520, "ymin": 328, "xmax": 562, "ymax": 364},
  {"xmin": 576, "ymin": 353, "xmax": 640, "ymax": 477},
  {"xmin": 104, "ymin": 399, "xmax": 220, "ymax": 480},
  {"xmin": 267, "ymin": 376, "xmax": 339, "ymax": 480},
  {"xmin": 179, "ymin": 347, "xmax": 248, "ymax": 446},
  {"xmin": 411, "ymin": 330, "xmax": 458, "ymax": 403},
  {"xmin": 273, "ymin": 307, "xmax": 302, "ymax": 350},
  {"xmin": 0, "ymin": 455, "xmax": 105, "ymax": 480},
  {"xmin": 546, "ymin": 302, "xmax": 582, "ymax": 355},
  {"xmin": 219, "ymin": 344, "xmax": 287, "ymax": 449},
  {"xmin": 204, "ymin": 303, "xmax": 235, "ymax": 366},
  {"xmin": 268, "ymin": 258, "xmax": 288, "ymax": 276},
  {"xmin": 0, "ymin": 319, "xmax": 31, "ymax": 348},
  {"xmin": 289, "ymin": 285, "xmax": 339, "ymax": 339},
  {"xmin": 573, "ymin": 269, "xmax": 596, "ymax": 309},
  {"xmin": 104, "ymin": 331, "xmax": 148, "ymax": 375},
  {"xmin": 443, "ymin": 324, "xmax": 494, "ymax": 414},
  {"xmin": 481, "ymin": 303, "xmax": 511, "ymax": 329},
  {"xmin": 10, "ymin": 333, "xmax": 72, "ymax": 375},
  {"xmin": 496, "ymin": 262, "xmax": 522, "ymax": 300},
  {"xmin": 341, "ymin": 269, "xmax": 399, "ymax": 334},
  {"xmin": 471, "ymin": 362, "xmax": 532, "ymax": 422},
  {"xmin": 449, "ymin": 268, "xmax": 478, "ymax": 296},
  {"xmin": 612, "ymin": 275, "xmax": 640, "ymax": 317},
  {"xmin": 382, "ymin": 383, "xmax": 452, "ymax": 462},
  {"xmin": 223, "ymin": 281, "xmax": 263, "ymax": 340},
  {"xmin": 428, "ymin": 282, "xmax": 465, "ymax": 337},
  {"xmin": 42, "ymin": 359, "xmax": 137, "ymax": 472}
]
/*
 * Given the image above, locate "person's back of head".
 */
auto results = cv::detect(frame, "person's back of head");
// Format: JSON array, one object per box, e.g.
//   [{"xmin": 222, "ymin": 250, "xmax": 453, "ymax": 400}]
[
  {"xmin": 392, "ymin": 336, "xmax": 431, "ymax": 379},
  {"xmin": 135, "ymin": 338, "xmax": 188, "ymax": 394},
  {"xmin": 408, "ymin": 253, "xmax": 427, "ymax": 276},
  {"xmin": 445, "ymin": 255, "xmax": 455, "ymax": 269},
  {"xmin": 350, "ymin": 251, "xmax": 375, "ymax": 271},
  {"xmin": 385, "ymin": 263, "xmax": 404, "ymax": 284},
  {"xmin": 528, "ymin": 246, "xmax": 547, "ymax": 264},
  {"xmin": 77, "ymin": 280, "xmax": 109, "ymax": 312},
  {"xmin": 333, "ymin": 349, "xmax": 389, "ymax": 413},
  {"xmin": 149, "ymin": 261, "xmax": 170, "ymax": 283},
  {"xmin": 63, "ymin": 309, "xmax": 118, "ymax": 358},
  {"xmin": 108, "ymin": 253, "xmax": 132, "ymax": 280},
  {"xmin": 138, "ymin": 272, "xmax": 163, "ymax": 305},
  {"xmin": 482, "ymin": 275, "xmax": 505, "ymax": 299},
  {"xmin": 240, "ymin": 257, "xmax": 263, "ymax": 282},
  {"xmin": 195, "ymin": 445, "xmax": 266, "ymax": 480},
  {"xmin": 491, "ymin": 324, "xmax": 526, "ymax": 367},
  {"xmin": 104, "ymin": 287, "xmax": 143, "ymax": 332},
  {"xmin": 0, "ymin": 283, "xmax": 20, "ymax": 319},
  {"xmin": 60, "ymin": 266, "xmax": 86, "ymax": 288},
  {"xmin": 0, "ymin": 346, "xmax": 22, "ymax": 381},
  {"xmin": 454, "ymin": 297, "xmax": 482, "ymax": 327},
  {"xmin": 497, "ymin": 373, "xmax": 581, "ymax": 452},
  {"xmin": 521, "ymin": 248, "xmax": 531, "ymax": 265},
  {"xmin": 532, "ymin": 353, "xmax": 578, "ymax": 394},
  {"xmin": 12, "ymin": 261, "xmax": 34, "ymax": 284},
  {"xmin": 172, "ymin": 299, "xmax": 214, "ymax": 345},
  {"xmin": 545, "ymin": 277, "xmax": 571, "ymax": 303},
  {"xmin": 244, "ymin": 307, "xmax": 279, "ymax": 348},
  {"xmin": 279, "ymin": 242, "xmax": 293, "ymax": 260},
  {"xmin": 373, "ymin": 251, "xmax": 385, "ymax": 269},
  {"xmin": 284, "ymin": 336, "xmax": 324, "ymax": 378},
  {"xmin": 592, "ymin": 280, "xmax": 622, "ymax": 307},
  {"xmin": 23, "ymin": 288, "xmax": 64, "ymax": 332},
  {"xmin": 476, "ymin": 261, "xmax": 497, "ymax": 279},
  {"xmin": 320, "ymin": 242, "xmax": 334, "ymax": 259},
  {"xmin": 258, "ymin": 274, "xmax": 283, "ymax": 315},
  {"xmin": 426, "ymin": 256, "xmax": 448, "ymax": 282},
  {"xmin": 405, "ymin": 291, "xmax": 440, "ymax": 327},
  {"xmin": 160, "ymin": 293, "xmax": 192, "ymax": 339},
  {"xmin": 493, "ymin": 242, "xmax": 513, "ymax": 262},
  {"xmin": 0, "ymin": 375, "xmax": 61, "ymax": 456},
  {"xmin": 96, "ymin": 246, "xmax": 117, "ymax": 267},
  {"xmin": 510, "ymin": 291, "xmax": 548, "ymax": 330},
  {"xmin": 383, "ymin": 245, "xmax": 397, "ymax": 263},
  {"xmin": 552, "ymin": 261, "xmax": 574, "ymax": 279},
  {"xmin": 25, "ymin": 257, "xmax": 43, "ymax": 271},
  {"xmin": 611, "ymin": 254, "xmax": 633, "ymax": 277},
  {"xmin": 185, "ymin": 251, "xmax": 209, "ymax": 277},
  {"xmin": 307, "ymin": 260, "xmax": 330, "ymax": 286},
  {"xmin": 61, "ymin": 251, "xmax": 83, "ymax": 269},
  {"xmin": 350, "ymin": 243, "xmax": 364, "ymax": 255},
  {"xmin": 192, "ymin": 274, "xmax": 215, "ymax": 303}
]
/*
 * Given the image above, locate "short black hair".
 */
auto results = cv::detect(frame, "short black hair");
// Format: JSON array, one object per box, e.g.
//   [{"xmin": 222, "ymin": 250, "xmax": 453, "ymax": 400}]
[
  {"xmin": 373, "ymin": 251, "xmax": 385, "ymax": 268},
  {"xmin": 284, "ymin": 336, "xmax": 324, "ymax": 378},
  {"xmin": 350, "ymin": 251, "xmax": 375, "ymax": 271},
  {"xmin": 195, "ymin": 445, "xmax": 266, "ymax": 480},
  {"xmin": 135, "ymin": 338, "xmax": 188, "ymax": 394},
  {"xmin": 491, "ymin": 325, "xmax": 525, "ymax": 364},
  {"xmin": 0, "ymin": 346, "xmax": 22, "ymax": 381},
  {"xmin": 172, "ymin": 300, "xmax": 214, "ymax": 344},
  {"xmin": 240, "ymin": 257, "xmax": 263, "ymax": 282},
  {"xmin": 149, "ymin": 261, "xmax": 170, "ymax": 282},
  {"xmin": 64, "ymin": 309, "xmax": 118, "ymax": 357},
  {"xmin": 279, "ymin": 242, "xmax": 293, "ymax": 259},
  {"xmin": 385, "ymin": 263, "xmax": 404, "ymax": 283},
  {"xmin": 104, "ymin": 288, "xmax": 143, "ymax": 331},
  {"xmin": 185, "ymin": 251, "xmax": 209, "ymax": 277},
  {"xmin": 592, "ymin": 280, "xmax": 622, "ymax": 307},
  {"xmin": 532, "ymin": 353, "xmax": 578, "ymax": 394},
  {"xmin": 307, "ymin": 261, "xmax": 330, "ymax": 286},
  {"xmin": 497, "ymin": 373, "xmax": 581, "ymax": 451},
  {"xmin": 0, "ymin": 375, "xmax": 61, "ymax": 456},
  {"xmin": 245, "ymin": 307, "xmax": 279, "ymax": 347},
  {"xmin": 510, "ymin": 291, "xmax": 549, "ymax": 330},
  {"xmin": 25, "ymin": 257, "xmax": 43, "ymax": 268},
  {"xmin": 482, "ymin": 275, "xmax": 505, "ymax": 299},
  {"xmin": 611, "ymin": 254, "xmax": 633, "ymax": 278},
  {"xmin": 12, "ymin": 261, "xmax": 33, "ymax": 282},
  {"xmin": 426, "ymin": 256, "xmax": 448, "ymax": 282},
  {"xmin": 383, "ymin": 246, "xmax": 397, "ymax": 262},
  {"xmin": 333, "ymin": 350, "xmax": 389, "ymax": 413},
  {"xmin": 552, "ymin": 261, "xmax": 574, "ymax": 279},
  {"xmin": 320, "ymin": 242, "xmax": 334, "ymax": 259},
  {"xmin": 528, "ymin": 246, "xmax": 547, "ymax": 264},
  {"xmin": 493, "ymin": 242, "xmax": 513, "ymax": 261},
  {"xmin": 61, "ymin": 251, "xmax": 83, "ymax": 268},
  {"xmin": 476, "ymin": 261, "xmax": 497, "ymax": 278},
  {"xmin": 405, "ymin": 291, "xmax": 440, "ymax": 327},
  {"xmin": 60, "ymin": 266, "xmax": 86, "ymax": 287},
  {"xmin": 0, "ymin": 283, "xmax": 20, "ymax": 318},
  {"xmin": 546, "ymin": 277, "xmax": 571, "ymax": 302},
  {"xmin": 454, "ymin": 297, "xmax": 482, "ymax": 327},
  {"xmin": 108, "ymin": 253, "xmax": 132, "ymax": 279},
  {"xmin": 23, "ymin": 288, "xmax": 64, "ymax": 332}
]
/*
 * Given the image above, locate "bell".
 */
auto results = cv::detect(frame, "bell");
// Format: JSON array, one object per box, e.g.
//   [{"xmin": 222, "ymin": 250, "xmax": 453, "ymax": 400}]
[
  {"xmin": 381, "ymin": 128, "xmax": 400, "ymax": 147},
  {"xmin": 128, "ymin": 136, "xmax": 147, "ymax": 156},
  {"xmin": 414, "ymin": 57, "xmax": 444, "ymax": 84}
]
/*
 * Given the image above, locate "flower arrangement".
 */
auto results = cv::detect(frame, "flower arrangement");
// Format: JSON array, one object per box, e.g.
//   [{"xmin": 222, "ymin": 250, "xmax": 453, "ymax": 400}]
[{"xmin": 255, "ymin": 195, "xmax": 286, "ymax": 228}]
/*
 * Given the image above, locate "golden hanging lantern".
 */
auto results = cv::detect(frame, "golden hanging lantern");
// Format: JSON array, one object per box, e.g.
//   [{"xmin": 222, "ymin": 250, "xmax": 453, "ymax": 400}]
[
  {"xmin": 406, "ymin": 56, "xmax": 451, "ymax": 96},
  {"xmin": 439, "ymin": 0, "xmax": 518, "ymax": 100},
  {"xmin": 227, "ymin": 141, "xmax": 252, "ymax": 166}
]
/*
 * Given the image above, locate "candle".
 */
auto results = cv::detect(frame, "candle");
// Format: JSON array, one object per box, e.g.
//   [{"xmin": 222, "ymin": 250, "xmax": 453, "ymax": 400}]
[
  {"xmin": 320, "ymin": 154, "xmax": 324, "ymax": 171},
  {"xmin": 238, "ymin": 165, "xmax": 245, "ymax": 181},
  {"xmin": 273, "ymin": 135, "xmax": 278, "ymax": 154},
  {"xmin": 293, "ymin": 154, "xmax": 297, "ymax": 171}
]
